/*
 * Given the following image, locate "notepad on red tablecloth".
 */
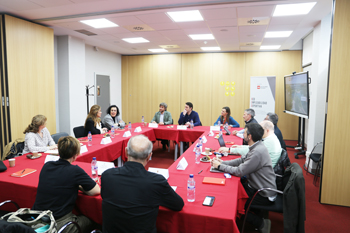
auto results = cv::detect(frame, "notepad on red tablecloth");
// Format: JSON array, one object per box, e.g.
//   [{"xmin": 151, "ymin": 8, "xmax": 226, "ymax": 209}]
[
  {"xmin": 202, "ymin": 177, "xmax": 226, "ymax": 186},
  {"xmin": 11, "ymin": 168, "xmax": 37, "ymax": 177}
]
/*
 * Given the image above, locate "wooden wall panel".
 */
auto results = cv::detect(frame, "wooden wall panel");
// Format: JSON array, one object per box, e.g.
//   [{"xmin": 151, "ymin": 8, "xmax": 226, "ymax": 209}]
[
  {"xmin": 211, "ymin": 53, "xmax": 246, "ymax": 127},
  {"xmin": 5, "ymin": 15, "xmax": 55, "ymax": 140},
  {"xmin": 245, "ymin": 51, "xmax": 301, "ymax": 140},
  {"xmin": 151, "ymin": 54, "xmax": 181, "ymax": 123},
  {"xmin": 180, "ymin": 54, "xmax": 213, "ymax": 126},
  {"xmin": 321, "ymin": 0, "xmax": 350, "ymax": 206},
  {"xmin": 121, "ymin": 56, "xmax": 128, "ymax": 121},
  {"xmin": 124, "ymin": 55, "xmax": 153, "ymax": 124}
]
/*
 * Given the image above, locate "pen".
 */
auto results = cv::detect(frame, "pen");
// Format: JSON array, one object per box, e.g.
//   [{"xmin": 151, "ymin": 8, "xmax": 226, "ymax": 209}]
[
  {"xmin": 21, "ymin": 169, "xmax": 26, "ymax": 174},
  {"xmin": 198, "ymin": 170, "xmax": 203, "ymax": 174}
]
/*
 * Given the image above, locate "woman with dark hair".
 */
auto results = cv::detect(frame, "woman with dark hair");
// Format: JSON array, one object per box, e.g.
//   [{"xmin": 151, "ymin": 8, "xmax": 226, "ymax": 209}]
[
  {"xmin": 22, "ymin": 114, "xmax": 57, "ymax": 154},
  {"xmin": 214, "ymin": 107, "xmax": 240, "ymax": 127},
  {"xmin": 102, "ymin": 105, "xmax": 125, "ymax": 130},
  {"xmin": 84, "ymin": 105, "xmax": 108, "ymax": 136}
]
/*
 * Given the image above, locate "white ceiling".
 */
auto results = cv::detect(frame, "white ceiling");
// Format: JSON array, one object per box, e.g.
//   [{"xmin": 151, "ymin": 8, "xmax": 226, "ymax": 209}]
[{"xmin": 0, "ymin": 0, "xmax": 332, "ymax": 55}]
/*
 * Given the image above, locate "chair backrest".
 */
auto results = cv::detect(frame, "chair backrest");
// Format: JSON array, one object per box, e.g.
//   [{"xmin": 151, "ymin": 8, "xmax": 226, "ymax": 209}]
[
  {"xmin": 73, "ymin": 126, "xmax": 85, "ymax": 138},
  {"xmin": 274, "ymin": 149, "xmax": 291, "ymax": 190},
  {"xmin": 310, "ymin": 142, "xmax": 323, "ymax": 156},
  {"xmin": 51, "ymin": 132, "xmax": 69, "ymax": 144}
]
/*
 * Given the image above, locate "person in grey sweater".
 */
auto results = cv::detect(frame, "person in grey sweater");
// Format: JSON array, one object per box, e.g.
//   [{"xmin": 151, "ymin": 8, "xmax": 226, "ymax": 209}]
[
  {"xmin": 211, "ymin": 123, "xmax": 276, "ymax": 233},
  {"xmin": 102, "ymin": 105, "xmax": 125, "ymax": 130}
]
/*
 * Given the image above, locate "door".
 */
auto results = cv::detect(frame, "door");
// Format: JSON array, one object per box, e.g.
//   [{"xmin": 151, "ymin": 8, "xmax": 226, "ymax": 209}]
[{"xmin": 95, "ymin": 74, "xmax": 110, "ymax": 120}]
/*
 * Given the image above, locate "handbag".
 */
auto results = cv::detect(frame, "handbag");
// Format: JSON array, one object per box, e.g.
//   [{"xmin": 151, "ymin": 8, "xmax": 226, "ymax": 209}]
[{"xmin": 0, "ymin": 208, "xmax": 57, "ymax": 233}]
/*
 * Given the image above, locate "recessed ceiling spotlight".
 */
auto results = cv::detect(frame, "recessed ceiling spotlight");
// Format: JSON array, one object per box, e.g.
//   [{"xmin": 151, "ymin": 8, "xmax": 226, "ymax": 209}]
[
  {"xmin": 167, "ymin": 10, "xmax": 204, "ymax": 22},
  {"xmin": 122, "ymin": 37, "xmax": 150, "ymax": 43},
  {"xmin": 201, "ymin": 47, "xmax": 221, "ymax": 51},
  {"xmin": 189, "ymin": 34, "xmax": 215, "ymax": 40},
  {"xmin": 260, "ymin": 45, "xmax": 281, "ymax": 50},
  {"xmin": 265, "ymin": 31, "xmax": 293, "ymax": 38},
  {"xmin": 273, "ymin": 2, "xmax": 316, "ymax": 17},
  {"xmin": 148, "ymin": 49, "xmax": 168, "ymax": 53},
  {"xmin": 80, "ymin": 18, "xmax": 118, "ymax": 28}
]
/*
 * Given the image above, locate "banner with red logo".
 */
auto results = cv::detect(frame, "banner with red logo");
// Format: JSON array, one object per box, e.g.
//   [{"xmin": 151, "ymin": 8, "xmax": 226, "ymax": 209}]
[{"xmin": 250, "ymin": 76, "xmax": 276, "ymax": 122}]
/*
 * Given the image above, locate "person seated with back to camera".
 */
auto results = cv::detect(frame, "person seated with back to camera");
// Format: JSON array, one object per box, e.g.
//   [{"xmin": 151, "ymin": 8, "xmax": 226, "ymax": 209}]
[
  {"xmin": 219, "ymin": 120, "xmax": 282, "ymax": 168},
  {"xmin": 22, "ymin": 114, "xmax": 57, "ymax": 154},
  {"xmin": 151, "ymin": 102, "xmax": 173, "ymax": 150},
  {"xmin": 84, "ymin": 104, "xmax": 108, "ymax": 136},
  {"xmin": 32, "ymin": 136, "xmax": 100, "ymax": 233},
  {"xmin": 102, "ymin": 105, "xmax": 125, "ymax": 130},
  {"xmin": 212, "ymin": 123, "xmax": 276, "ymax": 233},
  {"xmin": 214, "ymin": 106, "xmax": 240, "ymax": 128}
]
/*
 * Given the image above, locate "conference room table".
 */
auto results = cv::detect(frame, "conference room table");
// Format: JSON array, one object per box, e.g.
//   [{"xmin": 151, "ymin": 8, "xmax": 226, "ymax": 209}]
[{"xmin": 0, "ymin": 124, "xmax": 248, "ymax": 233}]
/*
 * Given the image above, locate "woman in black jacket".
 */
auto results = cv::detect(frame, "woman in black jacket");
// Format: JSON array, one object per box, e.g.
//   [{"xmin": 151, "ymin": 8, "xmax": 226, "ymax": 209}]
[{"xmin": 84, "ymin": 105, "xmax": 108, "ymax": 136}]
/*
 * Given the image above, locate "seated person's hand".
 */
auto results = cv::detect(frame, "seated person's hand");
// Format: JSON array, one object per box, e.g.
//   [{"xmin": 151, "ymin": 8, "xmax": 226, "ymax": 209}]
[
  {"xmin": 182, "ymin": 109, "xmax": 187, "ymax": 116},
  {"xmin": 159, "ymin": 122, "xmax": 164, "ymax": 125},
  {"xmin": 49, "ymin": 145, "xmax": 57, "ymax": 150},
  {"xmin": 211, "ymin": 158, "xmax": 222, "ymax": 169},
  {"xmin": 185, "ymin": 122, "xmax": 191, "ymax": 127},
  {"xmin": 152, "ymin": 121, "xmax": 157, "ymax": 124},
  {"xmin": 232, "ymin": 130, "xmax": 238, "ymax": 135},
  {"xmin": 218, "ymin": 147, "xmax": 229, "ymax": 153}
]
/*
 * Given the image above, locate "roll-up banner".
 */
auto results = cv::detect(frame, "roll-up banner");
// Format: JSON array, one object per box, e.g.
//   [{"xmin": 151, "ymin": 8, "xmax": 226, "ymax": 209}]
[{"xmin": 250, "ymin": 76, "xmax": 276, "ymax": 123}]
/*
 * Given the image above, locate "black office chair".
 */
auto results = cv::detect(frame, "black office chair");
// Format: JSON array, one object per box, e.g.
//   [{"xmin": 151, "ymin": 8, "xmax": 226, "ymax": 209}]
[
  {"xmin": 58, "ymin": 221, "xmax": 82, "ymax": 233},
  {"xmin": 242, "ymin": 163, "xmax": 305, "ymax": 233},
  {"xmin": 304, "ymin": 142, "xmax": 323, "ymax": 186},
  {"xmin": 51, "ymin": 132, "xmax": 69, "ymax": 144},
  {"xmin": 274, "ymin": 149, "xmax": 291, "ymax": 190},
  {"xmin": 73, "ymin": 126, "xmax": 86, "ymax": 138}
]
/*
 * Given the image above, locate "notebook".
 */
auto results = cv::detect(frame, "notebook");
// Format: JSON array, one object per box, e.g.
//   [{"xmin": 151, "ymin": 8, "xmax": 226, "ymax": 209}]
[
  {"xmin": 202, "ymin": 177, "xmax": 226, "ymax": 185},
  {"xmin": 11, "ymin": 168, "xmax": 37, "ymax": 177}
]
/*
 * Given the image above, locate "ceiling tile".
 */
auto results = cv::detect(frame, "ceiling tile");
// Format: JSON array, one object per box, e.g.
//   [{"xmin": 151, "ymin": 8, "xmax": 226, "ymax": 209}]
[
  {"xmin": 70, "ymin": 0, "xmax": 105, "ymax": 3},
  {"xmin": 147, "ymin": 23, "xmax": 180, "ymax": 31},
  {"xmin": 239, "ymin": 32, "xmax": 264, "ymax": 42},
  {"xmin": 109, "ymin": 16, "xmax": 145, "ymax": 26},
  {"xmin": 98, "ymin": 27, "xmax": 131, "ymax": 34},
  {"xmin": 269, "ymin": 16, "xmax": 305, "ymax": 25},
  {"xmin": 261, "ymin": 38, "xmax": 288, "ymax": 45},
  {"xmin": 211, "ymin": 27, "xmax": 238, "ymax": 39},
  {"xmin": 136, "ymin": 13, "xmax": 173, "ymax": 24},
  {"xmin": 183, "ymin": 28, "xmax": 212, "ymax": 34},
  {"xmin": 29, "ymin": 0, "xmax": 73, "ymax": 7},
  {"xmin": 1, "ymin": 0, "xmax": 42, "ymax": 11},
  {"xmin": 237, "ymin": 5, "xmax": 275, "ymax": 18},
  {"xmin": 267, "ymin": 24, "xmax": 298, "ymax": 31},
  {"xmin": 239, "ymin": 25, "xmax": 267, "ymax": 33},
  {"xmin": 206, "ymin": 18, "xmax": 237, "ymax": 27},
  {"xmin": 200, "ymin": 7, "xmax": 237, "ymax": 20},
  {"xmin": 53, "ymin": 21, "xmax": 90, "ymax": 30},
  {"xmin": 194, "ymin": 40, "xmax": 218, "ymax": 46},
  {"xmin": 177, "ymin": 21, "xmax": 208, "ymax": 29}
]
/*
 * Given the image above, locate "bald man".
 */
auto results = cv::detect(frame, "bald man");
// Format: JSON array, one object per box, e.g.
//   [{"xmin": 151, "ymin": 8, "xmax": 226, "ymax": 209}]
[
  {"xmin": 101, "ymin": 135, "xmax": 184, "ymax": 233},
  {"xmin": 219, "ymin": 120, "xmax": 282, "ymax": 168}
]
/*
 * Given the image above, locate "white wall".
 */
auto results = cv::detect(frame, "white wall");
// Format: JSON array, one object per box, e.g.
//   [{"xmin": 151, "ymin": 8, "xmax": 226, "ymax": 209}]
[{"xmin": 85, "ymin": 45, "xmax": 122, "ymax": 117}]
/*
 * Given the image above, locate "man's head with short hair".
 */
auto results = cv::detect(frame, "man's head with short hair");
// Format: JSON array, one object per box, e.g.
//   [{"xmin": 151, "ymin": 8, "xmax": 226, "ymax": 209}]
[
  {"xmin": 243, "ymin": 108, "xmax": 255, "ymax": 122},
  {"xmin": 259, "ymin": 120, "xmax": 275, "ymax": 138},
  {"xmin": 159, "ymin": 102, "xmax": 168, "ymax": 110},
  {"xmin": 186, "ymin": 102, "xmax": 193, "ymax": 110},
  {"xmin": 244, "ymin": 123, "xmax": 264, "ymax": 143},
  {"xmin": 265, "ymin": 112, "xmax": 278, "ymax": 126},
  {"xmin": 58, "ymin": 136, "xmax": 81, "ymax": 160},
  {"xmin": 126, "ymin": 135, "xmax": 153, "ymax": 162}
]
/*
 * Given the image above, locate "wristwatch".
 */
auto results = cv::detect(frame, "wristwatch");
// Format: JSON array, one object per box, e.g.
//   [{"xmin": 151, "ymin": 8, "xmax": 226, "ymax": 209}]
[{"xmin": 217, "ymin": 165, "xmax": 221, "ymax": 170}]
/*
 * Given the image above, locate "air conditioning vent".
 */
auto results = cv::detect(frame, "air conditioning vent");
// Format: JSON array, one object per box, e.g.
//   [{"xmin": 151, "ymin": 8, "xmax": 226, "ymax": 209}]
[
  {"xmin": 75, "ymin": 30, "xmax": 97, "ymax": 36},
  {"xmin": 123, "ymin": 24, "xmax": 154, "ymax": 32}
]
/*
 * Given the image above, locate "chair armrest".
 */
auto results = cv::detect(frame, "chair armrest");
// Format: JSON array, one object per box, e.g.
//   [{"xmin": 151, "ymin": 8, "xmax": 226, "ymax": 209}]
[
  {"xmin": 58, "ymin": 221, "xmax": 82, "ymax": 233},
  {"xmin": 0, "ymin": 200, "xmax": 20, "ymax": 210}
]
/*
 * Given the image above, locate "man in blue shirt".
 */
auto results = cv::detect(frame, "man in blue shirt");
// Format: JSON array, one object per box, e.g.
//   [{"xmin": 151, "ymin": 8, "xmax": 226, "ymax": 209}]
[{"xmin": 178, "ymin": 102, "xmax": 201, "ymax": 127}]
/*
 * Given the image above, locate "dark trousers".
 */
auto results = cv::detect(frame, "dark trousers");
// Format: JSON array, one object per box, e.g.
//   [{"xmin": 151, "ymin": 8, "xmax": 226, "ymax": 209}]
[{"xmin": 242, "ymin": 182, "xmax": 274, "ymax": 229}]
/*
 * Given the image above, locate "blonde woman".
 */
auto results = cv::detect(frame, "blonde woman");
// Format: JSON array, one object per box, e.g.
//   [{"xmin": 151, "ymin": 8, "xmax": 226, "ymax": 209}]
[
  {"xmin": 84, "ymin": 105, "xmax": 108, "ymax": 136},
  {"xmin": 22, "ymin": 115, "xmax": 57, "ymax": 154}
]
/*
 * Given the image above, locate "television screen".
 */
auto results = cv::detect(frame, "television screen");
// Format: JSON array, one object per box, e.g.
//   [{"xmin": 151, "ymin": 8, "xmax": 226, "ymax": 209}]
[{"xmin": 284, "ymin": 71, "xmax": 309, "ymax": 118}]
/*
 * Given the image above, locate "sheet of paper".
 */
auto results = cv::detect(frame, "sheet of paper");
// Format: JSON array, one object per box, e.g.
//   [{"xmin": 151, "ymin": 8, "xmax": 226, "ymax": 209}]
[
  {"xmin": 44, "ymin": 155, "xmax": 59, "ymax": 163},
  {"xmin": 177, "ymin": 125, "xmax": 187, "ymax": 130},
  {"xmin": 123, "ymin": 131, "xmax": 132, "ymax": 137},
  {"xmin": 134, "ymin": 126, "xmax": 142, "ymax": 132},
  {"xmin": 148, "ymin": 123, "xmax": 158, "ymax": 128},
  {"xmin": 202, "ymin": 136, "xmax": 208, "ymax": 143},
  {"xmin": 210, "ymin": 126, "xmax": 220, "ymax": 131},
  {"xmin": 100, "ymin": 137, "xmax": 112, "ymax": 144},
  {"xmin": 176, "ymin": 157, "xmax": 188, "ymax": 170},
  {"xmin": 97, "ymin": 161, "xmax": 115, "ymax": 175},
  {"xmin": 148, "ymin": 167, "xmax": 169, "ymax": 180},
  {"xmin": 80, "ymin": 145, "xmax": 88, "ymax": 154},
  {"xmin": 45, "ymin": 149, "xmax": 58, "ymax": 155}
]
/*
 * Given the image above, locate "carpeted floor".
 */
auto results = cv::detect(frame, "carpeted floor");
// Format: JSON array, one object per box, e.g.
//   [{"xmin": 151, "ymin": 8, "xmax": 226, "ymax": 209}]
[{"xmin": 149, "ymin": 140, "xmax": 350, "ymax": 233}]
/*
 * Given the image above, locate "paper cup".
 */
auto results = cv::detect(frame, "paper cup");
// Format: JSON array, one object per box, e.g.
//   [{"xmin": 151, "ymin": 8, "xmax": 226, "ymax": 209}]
[
  {"xmin": 9, "ymin": 158, "xmax": 15, "ymax": 167},
  {"xmin": 205, "ymin": 148, "xmax": 210, "ymax": 155},
  {"xmin": 32, "ymin": 151, "xmax": 38, "ymax": 158}
]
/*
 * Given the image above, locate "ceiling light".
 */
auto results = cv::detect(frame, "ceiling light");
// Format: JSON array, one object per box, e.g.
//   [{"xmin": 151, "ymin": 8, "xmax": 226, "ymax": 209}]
[
  {"xmin": 265, "ymin": 31, "xmax": 293, "ymax": 38},
  {"xmin": 80, "ymin": 18, "xmax": 118, "ymax": 28},
  {"xmin": 201, "ymin": 47, "xmax": 221, "ymax": 51},
  {"xmin": 148, "ymin": 49, "xmax": 168, "ymax": 53},
  {"xmin": 122, "ymin": 37, "xmax": 150, "ymax": 43},
  {"xmin": 273, "ymin": 2, "xmax": 317, "ymax": 17},
  {"xmin": 167, "ymin": 10, "xmax": 204, "ymax": 22},
  {"xmin": 189, "ymin": 34, "xmax": 215, "ymax": 40},
  {"xmin": 260, "ymin": 45, "xmax": 281, "ymax": 50}
]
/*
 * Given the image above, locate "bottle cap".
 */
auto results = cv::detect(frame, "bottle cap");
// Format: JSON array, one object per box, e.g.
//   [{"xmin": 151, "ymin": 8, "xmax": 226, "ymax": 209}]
[
  {"xmin": 189, "ymin": 174, "xmax": 194, "ymax": 178},
  {"xmin": 88, "ymin": 131, "xmax": 91, "ymax": 134},
  {"xmin": 93, "ymin": 157, "xmax": 96, "ymax": 160}
]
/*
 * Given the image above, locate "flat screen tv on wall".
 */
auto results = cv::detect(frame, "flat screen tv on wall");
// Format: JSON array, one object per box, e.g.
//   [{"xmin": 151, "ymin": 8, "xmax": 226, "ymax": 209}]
[{"xmin": 284, "ymin": 71, "xmax": 310, "ymax": 118}]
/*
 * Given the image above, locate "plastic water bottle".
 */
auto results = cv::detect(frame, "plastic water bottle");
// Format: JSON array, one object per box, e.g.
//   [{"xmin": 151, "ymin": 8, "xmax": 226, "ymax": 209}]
[
  {"xmin": 88, "ymin": 131, "xmax": 92, "ymax": 146},
  {"xmin": 111, "ymin": 125, "xmax": 115, "ymax": 138},
  {"xmin": 218, "ymin": 120, "xmax": 221, "ymax": 126},
  {"xmin": 195, "ymin": 145, "xmax": 201, "ymax": 164},
  {"xmin": 187, "ymin": 174, "xmax": 195, "ymax": 202},
  {"xmin": 91, "ymin": 157, "xmax": 98, "ymax": 182},
  {"xmin": 219, "ymin": 129, "xmax": 223, "ymax": 137},
  {"xmin": 128, "ymin": 122, "xmax": 132, "ymax": 130},
  {"xmin": 190, "ymin": 120, "xmax": 194, "ymax": 129},
  {"xmin": 198, "ymin": 137, "xmax": 203, "ymax": 153},
  {"xmin": 225, "ymin": 122, "xmax": 229, "ymax": 129},
  {"xmin": 142, "ymin": 116, "xmax": 144, "ymax": 126}
]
